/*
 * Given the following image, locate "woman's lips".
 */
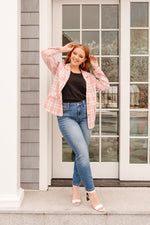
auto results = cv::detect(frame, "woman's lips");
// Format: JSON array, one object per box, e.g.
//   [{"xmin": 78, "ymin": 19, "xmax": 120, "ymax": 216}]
[{"xmin": 72, "ymin": 59, "xmax": 79, "ymax": 63}]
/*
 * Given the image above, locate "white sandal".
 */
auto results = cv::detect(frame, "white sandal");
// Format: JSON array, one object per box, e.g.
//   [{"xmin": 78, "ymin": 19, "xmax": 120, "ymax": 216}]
[
  {"xmin": 86, "ymin": 191, "xmax": 105, "ymax": 212},
  {"xmin": 72, "ymin": 185, "xmax": 81, "ymax": 206}
]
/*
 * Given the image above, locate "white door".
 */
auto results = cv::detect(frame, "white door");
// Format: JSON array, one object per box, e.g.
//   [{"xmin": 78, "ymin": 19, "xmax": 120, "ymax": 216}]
[
  {"xmin": 52, "ymin": 0, "xmax": 150, "ymax": 180},
  {"xmin": 52, "ymin": 0, "xmax": 120, "ymax": 178},
  {"xmin": 120, "ymin": 0, "xmax": 150, "ymax": 180}
]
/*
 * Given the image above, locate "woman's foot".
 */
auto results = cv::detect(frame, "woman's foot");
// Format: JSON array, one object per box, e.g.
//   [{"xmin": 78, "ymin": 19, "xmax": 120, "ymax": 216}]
[
  {"xmin": 86, "ymin": 190, "xmax": 104, "ymax": 212},
  {"xmin": 72, "ymin": 185, "xmax": 81, "ymax": 206}
]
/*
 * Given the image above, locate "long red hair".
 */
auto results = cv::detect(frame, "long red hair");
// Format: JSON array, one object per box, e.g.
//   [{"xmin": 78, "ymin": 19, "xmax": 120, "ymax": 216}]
[{"xmin": 64, "ymin": 44, "xmax": 90, "ymax": 72}]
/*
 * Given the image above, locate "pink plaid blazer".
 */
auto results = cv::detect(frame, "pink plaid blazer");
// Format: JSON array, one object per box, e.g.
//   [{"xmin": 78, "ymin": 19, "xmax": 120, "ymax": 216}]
[{"xmin": 41, "ymin": 47, "xmax": 110, "ymax": 129}]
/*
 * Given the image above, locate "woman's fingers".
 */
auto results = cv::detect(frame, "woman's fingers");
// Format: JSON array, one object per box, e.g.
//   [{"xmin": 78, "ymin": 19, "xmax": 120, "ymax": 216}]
[
  {"xmin": 90, "ymin": 55, "xmax": 97, "ymax": 62},
  {"xmin": 90, "ymin": 55, "xmax": 99, "ymax": 70},
  {"xmin": 67, "ymin": 42, "xmax": 75, "ymax": 49}
]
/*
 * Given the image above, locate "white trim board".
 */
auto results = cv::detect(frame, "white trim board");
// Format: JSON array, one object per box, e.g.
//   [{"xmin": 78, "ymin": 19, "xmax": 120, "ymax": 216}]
[{"xmin": 39, "ymin": 0, "xmax": 53, "ymax": 190}]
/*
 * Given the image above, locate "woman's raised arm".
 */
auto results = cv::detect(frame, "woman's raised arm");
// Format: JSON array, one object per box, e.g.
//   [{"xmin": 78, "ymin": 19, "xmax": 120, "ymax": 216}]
[
  {"xmin": 90, "ymin": 55, "xmax": 110, "ymax": 91},
  {"xmin": 41, "ymin": 43, "xmax": 75, "ymax": 75},
  {"xmin": 41, "ymin": 47, "xmax": 62, "ymax": 75}
]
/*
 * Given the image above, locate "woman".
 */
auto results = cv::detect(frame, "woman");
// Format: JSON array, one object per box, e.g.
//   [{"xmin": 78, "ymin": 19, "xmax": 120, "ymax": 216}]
[{"xmin": 41, "ymin": 42, "xmax": 110, "ymax": 212}]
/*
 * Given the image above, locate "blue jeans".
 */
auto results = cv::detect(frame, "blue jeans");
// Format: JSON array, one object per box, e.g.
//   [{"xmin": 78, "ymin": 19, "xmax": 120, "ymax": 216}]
[{"xmin": 57, "ymin": 99, "xmax": 95, "ymax": 192}]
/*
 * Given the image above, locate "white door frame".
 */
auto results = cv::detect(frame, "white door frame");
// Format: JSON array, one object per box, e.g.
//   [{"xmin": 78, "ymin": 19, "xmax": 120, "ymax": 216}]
[
  {"xmin": 39, "ymin": 0, "xmax": 150, "ymax": 190},
  {"xmin": 39, "ymin": 0, "xmax": 53, "ymax": 190}
]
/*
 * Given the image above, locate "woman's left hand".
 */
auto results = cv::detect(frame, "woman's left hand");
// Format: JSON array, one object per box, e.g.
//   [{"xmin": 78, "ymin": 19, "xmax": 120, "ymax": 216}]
[{"xmin": 90, "ymin": 55, "xmax": 99, "ymax": 70}]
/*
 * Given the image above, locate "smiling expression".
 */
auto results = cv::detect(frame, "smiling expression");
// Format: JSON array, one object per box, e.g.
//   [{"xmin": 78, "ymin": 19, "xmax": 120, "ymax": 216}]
[{"xmin": 70, "ymin": 47, "xmax": 86, "ymax": 67}]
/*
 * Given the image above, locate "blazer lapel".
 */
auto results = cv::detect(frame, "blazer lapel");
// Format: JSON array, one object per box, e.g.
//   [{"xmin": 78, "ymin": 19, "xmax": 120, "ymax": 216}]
[{"xmin": 58, "ymin": 63, "xmax": 71, "ymax": 94}]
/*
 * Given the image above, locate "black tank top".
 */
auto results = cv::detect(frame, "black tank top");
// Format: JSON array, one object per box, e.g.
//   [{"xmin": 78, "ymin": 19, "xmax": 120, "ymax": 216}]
[{"xmin": 62, "ymin": 71, "xmax": 86, "ymax": 103}]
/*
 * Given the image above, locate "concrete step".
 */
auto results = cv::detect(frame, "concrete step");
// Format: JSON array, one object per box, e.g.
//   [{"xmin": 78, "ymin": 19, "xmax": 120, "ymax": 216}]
[{"xmin": 0, "ymin": 187, "xmax": 150, "ymax": 225}]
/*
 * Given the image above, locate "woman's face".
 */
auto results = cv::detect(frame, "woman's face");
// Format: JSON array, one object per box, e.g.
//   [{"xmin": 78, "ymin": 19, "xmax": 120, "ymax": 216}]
[{"xmin": 70, "ymin": 47, "xmax": 86, "ymax": 67}]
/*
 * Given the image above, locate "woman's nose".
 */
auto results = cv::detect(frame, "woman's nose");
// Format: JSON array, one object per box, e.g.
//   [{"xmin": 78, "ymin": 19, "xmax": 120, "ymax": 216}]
[{"xmin": 75, "ymin": 55, "xmax": 79, "ymax": 59}]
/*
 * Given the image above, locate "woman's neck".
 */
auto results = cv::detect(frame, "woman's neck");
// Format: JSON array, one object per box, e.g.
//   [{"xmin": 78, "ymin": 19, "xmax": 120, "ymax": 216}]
[{"xmin": 70, "ymin": 64, "xmax": 81, "ymax": 73}]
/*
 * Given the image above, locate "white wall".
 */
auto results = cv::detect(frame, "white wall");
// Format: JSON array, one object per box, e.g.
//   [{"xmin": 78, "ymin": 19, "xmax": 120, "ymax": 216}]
[{"xmin": 0, "ymin": 0, "xmax": 24, "ymax": 207}]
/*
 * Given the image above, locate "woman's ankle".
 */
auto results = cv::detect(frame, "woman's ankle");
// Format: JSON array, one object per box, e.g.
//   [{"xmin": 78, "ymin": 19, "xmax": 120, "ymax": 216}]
[
  {"xmin": 73, "ymin": 185, "xmax": 79, "ymax": 188},
  {"xmin": 86, "ymin": 189, "xmax": 95, "ymax": 194}
]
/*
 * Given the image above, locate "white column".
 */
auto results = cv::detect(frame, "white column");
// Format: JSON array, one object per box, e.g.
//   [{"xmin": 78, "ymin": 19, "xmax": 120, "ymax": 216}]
[{"xmin": 0, "ymin": 0, "xmax": 24, "ymax": 207}]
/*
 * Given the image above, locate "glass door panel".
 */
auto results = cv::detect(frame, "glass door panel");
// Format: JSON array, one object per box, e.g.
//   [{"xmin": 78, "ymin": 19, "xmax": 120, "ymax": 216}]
[
  {"xmin": 130, "ymin": 2, "xmax": 149, "ymax": 165},
  {"xmin": 62, "ymin": 3, "xmax": 119, "ymax": 163}
]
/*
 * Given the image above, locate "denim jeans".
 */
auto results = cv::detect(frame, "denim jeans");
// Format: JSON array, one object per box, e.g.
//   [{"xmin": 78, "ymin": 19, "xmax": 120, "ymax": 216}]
[{"xmin": 57, "ymin": 99, "xmax": 95, "ymax": 192}]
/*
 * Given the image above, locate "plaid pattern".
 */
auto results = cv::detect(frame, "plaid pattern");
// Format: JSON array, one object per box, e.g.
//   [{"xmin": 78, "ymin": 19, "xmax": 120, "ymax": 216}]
[{"xmin": 41, "ymin": 47, "xmax": 110, "ymax": 129}]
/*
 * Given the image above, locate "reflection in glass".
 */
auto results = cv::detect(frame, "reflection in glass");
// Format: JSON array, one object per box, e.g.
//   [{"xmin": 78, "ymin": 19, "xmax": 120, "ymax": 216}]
[
  {"xmin": 101, "ymin": 85, "xmax": 119, "ymax": 109},
  {"xmin": 82, "ymin": 31, "xmax": 99, "ymax": 55},
  {"xmin": 63, "ymin": 31, "xmax": 80, "ymax": 46},
  {"xmin": 131, "ymin": 2, "xmax": 148, "ymax": 27},
  {"xmin": 130, "ymin": 111, "xmax": 148, "ymax": 136},
  {"xmin": 101, "ymin": 137, "xmax": 119, "ymax": 162},
  {"xmin": 130, "ymin": 138, "xmax": 148, "ymax": 163},
  {"xmin": 96, "ymin": 92, "xmax": 100, "ymax": 109},
  {"xmin": 89, "ymin": 137, "xmax": 99, "ymax": 162},
  {"xmin": 130, "ymin": 56, "xmax": 148, "ymax": 82},
  {"xmin": 62, "ymin": 31, "xmax": 80, "ymax": 56},
  {"xmin": 102, "ymin": 111, "xmax": 119, "ymax": 135},
  {"xmin": 130, "ymin": 84, "xmax": 148, "ymax": 108},
  {"xmin": 62, "ymin": 138, "xmax": 74, "ymax": 162},
  {"xmin": 102, "ymin": 5, "xmax": 119, "ymax": 29},
  {"xmin": 102, "ymin": 31, "xmax": 119, "ymax": 55},
  {"xmin": 102, "ymin": 57, "xmax": 119, "ymax": 82},
  {"xmin": 62, "ymin": 5, "xmax": 80, "ymax": 29},
  {"xmin": 131, "ymin": 30, "xmax": 148, "ymax": 54},
  {"xmin": 82, "ymin": 5, "xmax": 99, "ymax": 29},
  {"xmin": 92, "ymin": 112, "xmax": 99, "ymax": 135}
]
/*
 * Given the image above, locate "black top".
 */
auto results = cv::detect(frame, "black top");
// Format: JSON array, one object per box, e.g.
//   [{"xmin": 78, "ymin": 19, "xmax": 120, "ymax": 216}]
[{"xmin": 62, "ymin": 71, "xmax": 86, "ymax": 103}]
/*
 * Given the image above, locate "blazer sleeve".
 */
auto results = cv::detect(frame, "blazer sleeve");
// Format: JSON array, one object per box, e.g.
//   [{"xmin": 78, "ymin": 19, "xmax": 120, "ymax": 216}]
[
  {"xmin": 93, "ymin": 67, "xmax": 110, "ymax": 91},
  {"xmin": 41, "ymin": 47, "xmax": 63, "ymax": 75}
]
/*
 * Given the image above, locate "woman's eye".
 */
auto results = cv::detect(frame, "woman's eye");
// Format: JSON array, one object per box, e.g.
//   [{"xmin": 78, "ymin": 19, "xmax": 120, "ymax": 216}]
[
  {"xmin": 73, "ymin": 52, "xmax": 76, "ymax": 55},
  {"xmin": 79, "ymin": 55, "xmax": 83, "ymax": 58}
]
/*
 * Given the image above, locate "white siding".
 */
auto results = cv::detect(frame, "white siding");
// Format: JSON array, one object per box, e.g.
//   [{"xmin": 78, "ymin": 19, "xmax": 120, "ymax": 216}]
[{"xmin": 21, "ymin": 0, "xmax": 39, "ymax": 190}]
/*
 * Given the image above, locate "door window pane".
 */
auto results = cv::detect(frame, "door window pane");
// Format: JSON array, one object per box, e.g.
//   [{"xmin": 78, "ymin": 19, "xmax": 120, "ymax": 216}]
[
  {"xmin": 62, "ymin": 5, "xmax": 80, "ymax": 29},
  {"xmin": 82, "ymin": 31, "xmax": 99, "ymax": 55},
  {"xmin": 130, "ymin": 56, "xmax": 148, "ymax": 82},
  {"xmin": 62, "ymin": 31, "xmax": 80, "ymax": 55},
  {"xmin": 102, "ymin": 57, "xmax": 119, "ymax": 82},
  {"xmin": 130, "ymin": 84, "xmax": 148, "ymax": 109},
  {"xmin": 89, "ymin": 137, "xmax": 99, "ymax": 162},
  {"xmin": 131, "ymin": 30, "xmax": 148, "ymax": 55},
  {"xmin": 102, "ymin": 5, "xmax": 119, "ymax": 29},
  {"xmin": 92, "ymin": 112, "xmax": 99, "ymax": 135},
  {"xmin": 82, "ymin": 5, "xmax": 99, "ymax": 29},
  {"xmin": 130, "ymin": 111, "xmax": 148, "ymax": 136},
  {"xmin": 101, "ymin": 137, "xmax": 119, "ymax": 162},
  {"xmin": 131, "ymin": 3, "xmax": 148, "ymax": 27},
  {"xmin": 63, "ymin": 31, "xmax": 80, "ymax": 46},
  {"xmin": 130, "ymin": 138, "xmax": 148, "ymax": 163},
  {"xmin": 101, "ymin": 85, "xmax": 119, "ymax": 109},
  {"xmin": 102, "ymin": 111, "xmax": 119, "ymax": 135},
  {"xmin": 96, "ymin": 92, "xmax": 100, "ymax": 110},
  {"xmin": 102, "ymin": 31, "xmax": 119, "ymax": 55}
]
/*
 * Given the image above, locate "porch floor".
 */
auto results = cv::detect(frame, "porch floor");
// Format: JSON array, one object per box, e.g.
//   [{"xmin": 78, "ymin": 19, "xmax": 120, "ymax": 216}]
[{"xmin": 0, "ymin": 187, "xmax": 150, "ymax": 225}]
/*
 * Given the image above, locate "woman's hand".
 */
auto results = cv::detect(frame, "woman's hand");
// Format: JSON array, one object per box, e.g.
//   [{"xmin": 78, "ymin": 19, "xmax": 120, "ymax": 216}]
[
  {"xmin": 90, "ymin": 55, "xmax": 99, "ymax": 70},
  {"xmin": 60, "ymin": 42, "xmax": 75, "ymax": 53}
]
